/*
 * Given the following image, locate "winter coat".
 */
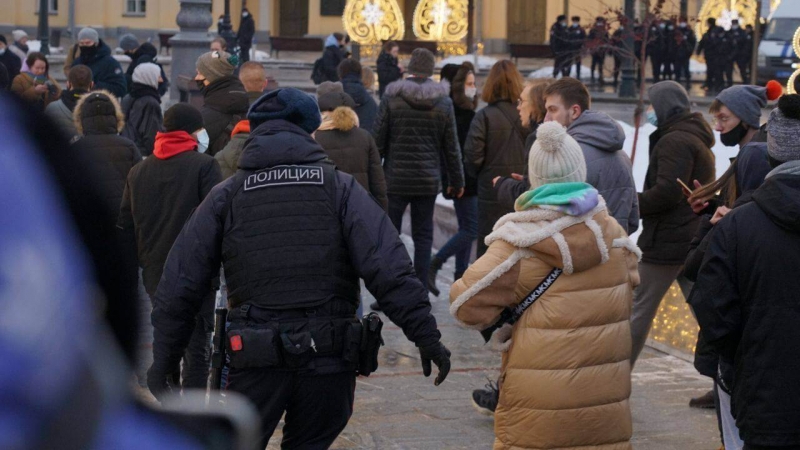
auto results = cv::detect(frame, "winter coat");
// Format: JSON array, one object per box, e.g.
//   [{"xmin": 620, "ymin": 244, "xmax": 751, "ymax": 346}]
[
  {"xmin": 237, "ymin": 14, "xmax": 255, "ymax": 48},
  {"xmin": 567, "ymin": 25, "xmax": 587, "ymax": 53},
  {"xmin": 121, "ymin": 83, "xmax": 163, "ymax": 157},
  {"xmin": 376, "ymin": 51, "xmax": 402, "ymax": 97},
  {"xmin": 373, "ymin": 77, "xmax": 464, "ymax": 197},
  {"xmin": 495, "ymin": 129, "xmax": 538, "ymax": 211},
  {"xmin": 124, "ymin": 43, "xmax": 169, "ymax": 97},
  {"xmin": 44, "ymin": 88, "xmax": 87, "ymax": 142},
  {"xmin": 215, "ymin": 120, "xmax": 250, "ymax": 180},
  {"xmin": 549, "ymin": 22, "xmax": 569, "ymax": 54},
  {"xmin": 72, "ymin": 40, "xmax": 127, "ymax": 98},
  {"xmin": 568, "ymin": 110, "xmax": 639, "ymax": 234},
  {"xmin": 450, "ymin": 193, "xmax": 640, "ymax": 450},
  {"xmin": 449, "ymin": 73, "xmax": 479, "ymax": 198},
  {"xmin": 11, "ymin": 73, "xmax": 61, "ymax": 111},
  {"xmin": 341, "ymin": 73, "xmax": 378, "ymax": 131},
  {"xmin": 637, "ymin": 112, "xmax": 715, "ymax": 264},
  {"xmin": 72, "ymin": 90, "xmax": 141, "ymax": 222},
  {"xmin": 315, "ymin": 106, "xmax": 388, "ymax": 210},
  {"xmin": 321, "ymin": 44, "xmax": 346, "ymax": 83},
  {"xmin": 0, "ymin": 48, "xmax": 22, "ymax": 80},
  {"xmin": 8, "ymin": 43, "xmax": 27, "ymax": 70},
  {"xmin": 201, "ymin": 75, "xmax": 249, "ymax": 156},
  {"xmin": 689, "ymin": 162, "xmax": 800, "ymax": 447},
  {"xmin": 464, "ymin": 100, "xmax": 529, "ymax": 255},
  {"xmin": 117, "ymin": 130, "xmax": 222, "ymax": 295}
]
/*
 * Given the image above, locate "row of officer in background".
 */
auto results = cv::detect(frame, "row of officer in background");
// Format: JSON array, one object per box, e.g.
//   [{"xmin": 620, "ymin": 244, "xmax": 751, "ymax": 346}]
[{"xmin": 698, "ymin": 18, "xmax": 755, "ymax": 93}]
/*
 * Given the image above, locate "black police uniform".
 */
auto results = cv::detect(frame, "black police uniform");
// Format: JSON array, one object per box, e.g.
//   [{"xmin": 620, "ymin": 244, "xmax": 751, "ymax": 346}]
[
  {"xmin": 550, "ymin": 21, "xmax": 570, "ymax": 77},
  {"xmin": 588, "ymin": 23, "xmax": 609, "ymax": 83},
  {"xmin": 648, "ymin": 24, "xmax": 667, "ymax": 82},
  {"xmin": 674, "ymin": 24, "xmax": 697, "ymax": 86},
  {"xmin": 698, "ymin": 25, "xmax": 724, "ymax": 92},
  {"xmin": 148, "ymin": 113, "xmax": 449, "ymax": 448},
  {"xmin": 611, "ymin": 27, "xmax": 625, "ymax": 85},
  {"xmin": 661, "ymin": 23, "xmax": 676, "ymax": 80},
  {"xmin": 728, "ymin": 25, "xmax": 750, "ymax": 83},
  {"xmin": 568, "ymin": 22, "xmax": 587, "ymax": 78}
]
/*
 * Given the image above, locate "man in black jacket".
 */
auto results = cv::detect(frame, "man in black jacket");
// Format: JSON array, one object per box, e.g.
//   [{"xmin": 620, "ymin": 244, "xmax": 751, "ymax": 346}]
[
  {"xmin": 147, "ymin": 88, "xmax": 451, "ymax": 449},
  {"xmin": 372, "ymin": 48, "xmax": 464, "ymax": 302},
  {"xmin": 118, "ymin": 103, "xmax": 222, "ymax": 391},
  {"xmin": 73, "ymin": 27, "xmax": 127, "ymax": 98},
  {"xmin": 0, "ymin": 35, "xmax": 22, "ymax": 81},
  {"xmin": 690, "ymin": 94, "xmax": 800, "ymax": 450},
  {"xmin": 119, "ymin": 34, "xmax": 169, "ymax": 97},
  {"xmin": 237, "ymin": 8, "xmax": 256, "ymax": 64},
  {"xmin": 550, "ymin": 15, "xmax": 570, "ymax": 78}
]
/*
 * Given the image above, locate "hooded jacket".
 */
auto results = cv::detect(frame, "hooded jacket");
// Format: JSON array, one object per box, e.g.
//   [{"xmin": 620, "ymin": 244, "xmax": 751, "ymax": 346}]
[
  {"xmin": 464, "ymin": 100, "xmax": 529, "ymax": 255},
  {"xmin": 124, "ymin": 42, "xmax": 169, "ymax": 96},
  {"xmin": 450, "ymin": 190, "xmax": 640, "ymax": 450},
  {"xmin": 121, "ymin": 83, "xmax": 163, "ymax": 157},
  {"xmin": 321, "ymin": 36, "xmax": 346, "ymax": 83},
  {"xmin": 45, "ymin": 88, "xmax": 87, "ymax": 142},
  {"xmin": 73, "ymin": 40, "xmax": 127, "ymax": 98},
  {"xmin": 373, "ymin": 77, "xmax": 464, "ymax": 197},
  {"xmin": 376, "ymin": 50, "xmax": 402, "ymax": 97},
  {"xmin": 341, "ymin": 72, "xmax": 378, "ymax": 131},
  {"xmin": 689, "ymin": 162, "xmax": 800, "ymax": 447},
  {"xmin": 201, "ymin": 75, "xmax": 249, "ymax": 156},
  {"xmin": 638, "ymin": 112, "xmax": 715, "ymax": 264},
  {"xmin": 450, "ymin": 72, "xmax": 479, "ymax": 197},
  {"xmin": 315, "ymin": 106, "xmax": 388, "ymax": 210},
  {"xmin": 568, "ymin": 110, "xmax": 639, "ymax": 234}
]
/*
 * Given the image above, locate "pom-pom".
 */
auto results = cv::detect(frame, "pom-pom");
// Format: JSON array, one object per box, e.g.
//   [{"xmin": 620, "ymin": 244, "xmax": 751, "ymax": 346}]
[
  {"xmin": 766, "ymin": 80, "xmax": 783, "ymax": 101},
  {"xmin": 778, "ymin": 93, "xmax": 800, "ymax": 120},
  {"xmin": 535, "ymin": 121, "xmax": 567, "ymax": 153}
]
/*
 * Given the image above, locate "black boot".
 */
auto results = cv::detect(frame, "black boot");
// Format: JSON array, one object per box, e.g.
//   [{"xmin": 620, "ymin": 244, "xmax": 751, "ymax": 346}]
[{"xmin": 427, "ymin": 256, "xmax": 443, "ymax": 297}]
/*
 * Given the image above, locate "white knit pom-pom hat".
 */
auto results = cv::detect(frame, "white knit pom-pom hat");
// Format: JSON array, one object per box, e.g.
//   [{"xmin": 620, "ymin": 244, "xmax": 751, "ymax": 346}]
[{"xmin": 528, "ymin": 121, "xmax": 587, "ymax": 189}]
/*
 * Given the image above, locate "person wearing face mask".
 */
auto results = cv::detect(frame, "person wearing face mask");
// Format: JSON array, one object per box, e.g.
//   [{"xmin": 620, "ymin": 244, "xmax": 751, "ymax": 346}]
[
  {"xmin": 117, "ymin": 102, "xmax": 221, "ymax": 392},
  {"xmin": 8, "ymin": 30, "xmax": 29, "ymax": 72},
  {"xmin": 648, "ymin": 21, "xmax": 668, "ymax": 82},
  {"xmin": 567, "ymin": 16, "xmax": 587, "ymax": 79},
  {"xmin": 661, "ymin": 21, "xmax": 676, "ymax": 81},
  {"xmin": 0, "ymin": 35, "xmax": 22, "ymax": 80},
  {"xmin": 120, "ymin": 34, "xmax": 170, "ymax": 97},
  {"xmin": 121, "ymin": 63, "xmax": 164, "ymax": 157},
  {"xmin": 550, "ymin": 15, "xmax": 570, "ymax": 78},
  {"xmin": 237, "ymin": 8, "xmax": 255, "ymax": 64},
  {"xmin": 11, "ymin": 52, "xmax": 61, "ymax": 111},
  {"xmin": 629, "ymin": 81, "xmax": 716, "ymax": 367},
  {"xmin": 698, "ymin": 18, "xmax": 723, "ymax": 92},
  {"xmin": 674, "ymin": 17, "xmax": 697, "ymax": 89},
  {"xmin": 194, "ymin": 50, "xmax": 249, "ymax": 156},
  {"xmin": 588, "ymin": 17, "xmax": 609, "ymax": 84},
  {"xmin": 72, "ymin": 27, "xmax": 127, "ymax": 98},
  {"xmin": 727, "ymin": 19, "xmax": 749, "ymax": 85}
]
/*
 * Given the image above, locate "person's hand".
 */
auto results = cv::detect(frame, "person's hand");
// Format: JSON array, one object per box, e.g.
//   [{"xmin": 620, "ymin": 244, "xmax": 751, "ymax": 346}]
[
  {"xmin": 688, "ymin": 180, "xmax": 708, "ymax": 214},
  {"xmin": 492, "ymin": 176, "xmax": 503, "ymax": 187},
  {"xmin": 510, "ymin": 173, "xmax": 524, "ymax": 181},
  {"xmin": 710, "ymin": 206, "xmax": 731, "ymax": 225},
  {"xmin": 447, "ymin": 186, "xmax": 465, "ymax": 198},
  {"xmin": 146, "ymin": 364, "xmax": 173, "ymax": 401},
  {"xmin": 34, "ymin": 83, "xmax": 49, "ymax": 94},
  {"xmin": 398, "ymin": 63, "xmax": 404, "ymax": 72},
  {"xmin": 455, "ymin": 187, "xmax": 464, "ymax": 198},
  {"xmin": 419, "ymin": 342, "xmax": 451, "ymax": 386}
]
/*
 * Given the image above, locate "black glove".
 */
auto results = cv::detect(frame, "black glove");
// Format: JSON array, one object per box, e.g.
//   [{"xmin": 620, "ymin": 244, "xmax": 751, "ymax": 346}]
[
  {"xmin": 419, "ymin": 342, "xmax": 451, "ymax": 386},
  {"xmin": 146, "ymin": 363, "xmax": 177, "ymax": 401}
]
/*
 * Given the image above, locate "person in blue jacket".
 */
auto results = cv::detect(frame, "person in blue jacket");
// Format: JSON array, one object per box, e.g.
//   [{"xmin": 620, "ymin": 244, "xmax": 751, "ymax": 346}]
[{"xmin": 73, "ymin": 27, "xmax": 127, "ymax": 98}]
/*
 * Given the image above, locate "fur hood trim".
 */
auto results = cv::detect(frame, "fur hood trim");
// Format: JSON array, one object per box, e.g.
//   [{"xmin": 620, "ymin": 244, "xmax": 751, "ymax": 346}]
[
  {"xmin": 384, "ymin": 78, "xmax": 450, "ymax": 102},
  {"xmin": 328, "ymin": 106, "xmax": 359, "ymax": 131},
  {"xmin": 73, "ymin": 89, "xmax": 125, "ymax": 135}
]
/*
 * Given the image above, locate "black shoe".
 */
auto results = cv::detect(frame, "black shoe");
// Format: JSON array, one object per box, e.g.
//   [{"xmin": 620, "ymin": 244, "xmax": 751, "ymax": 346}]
[
  {"xmin": 427, "ymin": 256, "xmax": 443, "ymax": 297},
  {"xmin": 369, "ymin": 302, "xmax": 382, "ymax": 312},
  {"xmin": 689, "ymin": 389, "xmax": 716, "ymax": 409},
  {"xmin": 471, "ymin": 379, "xmax": 499, "ymax": 416}
]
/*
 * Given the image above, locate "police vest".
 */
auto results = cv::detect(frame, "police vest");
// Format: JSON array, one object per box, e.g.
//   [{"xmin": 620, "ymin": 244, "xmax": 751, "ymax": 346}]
[{"xmin": 221, "ymin": 161, "xmax": 360, "ymax": 310}]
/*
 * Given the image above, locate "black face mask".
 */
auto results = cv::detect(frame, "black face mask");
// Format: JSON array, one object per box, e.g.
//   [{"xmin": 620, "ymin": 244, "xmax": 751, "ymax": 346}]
[
  {"xmin": 720, "ymin": 121, "xmax": 748, "ymax": 147},
  {"xmin": 80, "ymin": 45, "xmax": 98, "ymax": 60},
  {"xmin": 195, "ymin": 78, "xmax": 207, "ymax": 91}
]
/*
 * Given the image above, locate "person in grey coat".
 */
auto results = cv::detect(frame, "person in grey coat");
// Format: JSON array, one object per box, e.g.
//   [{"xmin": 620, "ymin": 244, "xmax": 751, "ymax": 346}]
[
  {"xmin": 45, "ymin": 64, "xmax": 93, "ymax": 143},
  {"xmin": 543, "ymin": 77, "xmax": 639, "ymax": 234}
]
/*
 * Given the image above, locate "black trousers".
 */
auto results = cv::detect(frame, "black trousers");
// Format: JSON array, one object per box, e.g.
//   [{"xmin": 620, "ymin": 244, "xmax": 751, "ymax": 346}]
[
  {"xmin": 591, "ymin": 54, "xmax": 605, "ymax": 81},
  {"xmin": 160, "ymin": 290, "xmax": 214, "ymax": 389},
  {"xmin": 723, "ymin": 60, "xmax": 734, "ymax": 87},
  {"xmin": 737, "ymin": 59, "xmax": 750, "ymax": 83},
  {"xmin": 553, "ymin": 53, "xmax": 570, "ymax": 77},
  {"xmin": 662, "ymin": 57, "xmax": 674, "ymax": 79},
  {"xmin": 674, "ymin": 57, "xmax": 691, "ymax": 85},
  {"xmin": 239, "ymin": 45, "xmax": 251, "ymax": 64},
  {"xmin": 651, "ymin": 54, "xmax": 663, "ymax": 82},
  {"xmin": 227, "ymin": 369, "xmax": 356, "ymax": 449}
]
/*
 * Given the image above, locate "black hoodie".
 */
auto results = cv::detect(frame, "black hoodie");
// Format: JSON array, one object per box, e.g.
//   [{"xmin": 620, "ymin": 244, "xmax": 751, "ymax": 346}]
[
  {"xmin": 200, "ymin": 75, "xmax": 249, "ymax": 156},
  {"xmin": 125, "ymin": 43, "xmax": 169, "ymax": 96}
]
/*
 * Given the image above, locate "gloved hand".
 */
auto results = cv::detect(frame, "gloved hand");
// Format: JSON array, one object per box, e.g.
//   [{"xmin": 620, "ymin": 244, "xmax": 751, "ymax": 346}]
[
  {"xmin": 146, "ymin": 363, "xmax": 174, "ymax": 402},
  {"xmin": 419, "ymin": 342, "xmax": 451, "ymax": 386}
]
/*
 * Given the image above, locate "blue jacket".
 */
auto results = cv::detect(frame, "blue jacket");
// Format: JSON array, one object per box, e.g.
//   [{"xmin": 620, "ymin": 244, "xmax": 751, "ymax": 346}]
[
  {"xmin": 74, "ymin": 40, "xmax": 127, "ymax": 98},
  {"xmin": 341, "ymin": 73, "xmax": 378, "ymax": 131}
]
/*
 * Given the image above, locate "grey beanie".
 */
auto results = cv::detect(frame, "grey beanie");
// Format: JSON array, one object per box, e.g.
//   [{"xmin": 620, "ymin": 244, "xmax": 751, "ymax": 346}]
[
  {"xmin": 316, "ymin": 81, "xmax": 355, "ymax": 111},
  {"xmin": 196, "ymin": 50, "xmax": 236, "ymax": 83},
  {"xmin": 717, "ymin": 85, "xmax": 769, "ymax": 129},
  {"xmin": 407, "ymin": 48, "xmax": 435, "ymax": 78},
  {"xmin": 78, "ymin": 27, "xmax": 99, "ymax": 44},
  {"xmin": 316, "ymin": 81, "xmax": 344, "ymax": 98},
  {"xmin": 648, "ymin": 81, "xmax": 690, "ymax": 124},
  {"xmin": 119, "ymin": 33, "xmax": 139, "ymax": 52},
  {"xmin": 766, "ymin": 95, "xmax": 800, "ymax": 163},
  {"xmin": 132, "ymin": 63, "xmax": 161, "ymax": 89}
]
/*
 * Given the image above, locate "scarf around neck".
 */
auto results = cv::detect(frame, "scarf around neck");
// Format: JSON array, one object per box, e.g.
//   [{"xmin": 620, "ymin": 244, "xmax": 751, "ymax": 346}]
[{"xmin": 515, "ymin": 182, "xmax": 599, "ymax": 216}]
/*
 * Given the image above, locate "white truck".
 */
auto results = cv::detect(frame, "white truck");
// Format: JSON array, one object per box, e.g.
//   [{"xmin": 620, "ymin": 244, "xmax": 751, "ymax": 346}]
[{"xmin": 757, "ymin": 1, "xmax": 800, "ymax": 85}]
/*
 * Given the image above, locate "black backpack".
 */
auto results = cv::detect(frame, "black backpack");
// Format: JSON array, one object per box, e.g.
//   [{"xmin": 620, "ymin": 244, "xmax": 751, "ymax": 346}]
[{"xmin": 311, "ymin": 58, "xmax": 325, "ymax": 85}]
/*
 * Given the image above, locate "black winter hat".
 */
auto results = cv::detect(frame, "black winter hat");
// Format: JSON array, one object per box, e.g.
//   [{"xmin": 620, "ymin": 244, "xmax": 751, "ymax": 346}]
[
  {"xmin": 407, "ymin": 48, "xmax": 435, "ymax": 78},
  {"xmin": 164, "ymin": 103, "xmax": 204, "ymax": 134},
  {"xmin": 248, "ymin": 87, "xmax": 321, "ymax": 133}
]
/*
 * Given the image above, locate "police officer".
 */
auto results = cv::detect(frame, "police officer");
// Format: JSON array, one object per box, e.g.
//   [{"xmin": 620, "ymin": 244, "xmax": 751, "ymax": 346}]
[
  {"xmin": 147, "ymin": 88, "xmax": 452, "ymax": 448},
  {"xmin": 661, "ymin": 20, "xmax": 676, "ymax": 80},
  {"xmin": 550, "ymin": 15, "xmax": 570, "ymax": 78},
  {"xmin": 648, "ymin": 20, "xmax": 666, "ymax": 82},
  {"xmin": 674, "ymin": 17, "xmax": 697, "ymax": 88},
  {"xmin": 568, "ymin": 16, "xmax": 587, "ymax": 78},
  {"xmin": 743, "ymin": 24, "xmax": 755, "ymax": 82},
  {"xmin": 728, "ymin": 19, "xmax": 750, "ymax": 83},
  {"xmin": 698, "ymin": 18, "xmax": 721, "ymax": 92},
  {"xmin": 611, "ymin": 23, "xmax": 626, "ymax": 86},
  {"xmin": 589, "ymin": 16, "xmax": 609, "ymax": 84},
  {"xmin": 634, "ymin": 19, "xmax": 645, "ymax": 84}
]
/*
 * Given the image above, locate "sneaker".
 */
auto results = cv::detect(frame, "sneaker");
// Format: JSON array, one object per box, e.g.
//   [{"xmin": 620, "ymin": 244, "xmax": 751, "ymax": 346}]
[
  {"xmin": 689, "ymin": 389, "xmax": 715, "ymax": 409},
  {"xmin": 471, "ymin": 379, "xmax": 499, "ymax": 416},
  {"xmin": 369, "ymin": 301, "xmax": 382, "ymax": 312}
]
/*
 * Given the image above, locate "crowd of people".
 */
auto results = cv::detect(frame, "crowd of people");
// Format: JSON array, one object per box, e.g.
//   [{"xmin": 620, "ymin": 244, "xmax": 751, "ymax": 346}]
[{"xmin": 1, "ymin": 22, "xmax": 798, "ymax": 450}]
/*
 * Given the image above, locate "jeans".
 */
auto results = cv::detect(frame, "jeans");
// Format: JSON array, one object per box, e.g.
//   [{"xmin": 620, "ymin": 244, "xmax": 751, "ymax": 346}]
[
  {"xmin": 717, "ymin": 379, "xmax": 744, "ymax": 450},
  {"xmin": 388, "ymin": 194, "xmax": 437, "ymax": 286},
  {"xmin": 435, "ymin": 195, "xmax": 478, "ymax": 279}
]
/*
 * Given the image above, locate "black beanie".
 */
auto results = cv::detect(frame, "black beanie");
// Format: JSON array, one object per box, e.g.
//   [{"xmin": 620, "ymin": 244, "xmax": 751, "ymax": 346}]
[{"xmin": 164, "ymin": 103, "xmax": 204, "ymax": 134}]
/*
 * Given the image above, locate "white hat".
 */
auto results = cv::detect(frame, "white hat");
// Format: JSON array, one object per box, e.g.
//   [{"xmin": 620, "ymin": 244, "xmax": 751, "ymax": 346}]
[
  {"xmin": 528, "ymin": 122, "xmax": 587, "ymax": 189},
  {"xmin": 12, "ymin": 30, "xmax": 28, "ymax": 42},
  {"xmin": 132, "ymin": 63, "xmax": 161, "ymax": 89}
]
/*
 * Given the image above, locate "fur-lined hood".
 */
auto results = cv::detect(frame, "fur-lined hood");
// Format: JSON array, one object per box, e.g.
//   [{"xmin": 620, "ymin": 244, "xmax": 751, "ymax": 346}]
[
  {"xmin": 384, "ymin": 77, "xmax": 450, "ymax": 110},
  {"xmin": 74, "ymin": 89, "xmax": 125, "ymax": 136},
  {"xmin": 318, "ymin": 106, "xmax": 359, "ymax": 132}
]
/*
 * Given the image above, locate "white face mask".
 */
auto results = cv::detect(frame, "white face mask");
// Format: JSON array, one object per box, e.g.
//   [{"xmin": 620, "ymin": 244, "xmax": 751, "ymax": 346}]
[
  {"xmin": 243, "ymin": 12, "xmax": 249, "ymax": 17},
  {"xmin": 196, "ymin": 129, "xmax": 210, "ymax": 153},
  {"xmin": 0, "ymin": 48, "xmax": 5, "ymax": 55},
  {"xmin": 464, "ymin": 86, "xmax": 477, "ymax": 98}
]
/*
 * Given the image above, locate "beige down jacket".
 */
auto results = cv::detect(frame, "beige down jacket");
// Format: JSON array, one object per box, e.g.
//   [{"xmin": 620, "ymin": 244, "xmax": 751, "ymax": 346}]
[{"xmin": 450, "ymin": 197, "xmax": 641, "ymax": 450}]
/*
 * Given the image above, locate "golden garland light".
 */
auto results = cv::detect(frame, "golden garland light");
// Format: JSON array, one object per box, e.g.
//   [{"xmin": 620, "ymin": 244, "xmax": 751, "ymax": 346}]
[
  {"xmin": 343, "ymin": 0, "xmax": 404, "ymax": 46},
  {"xmin": 696, "ymin": 0, "xmax": 758, "ymax": 37},
  {"xmin": 787, "ymin": 25, "xmax": 800, "ymax": 94},
  {"xmin": 412, "ymin": 0, "xmax": 469, "ymax": 42}
]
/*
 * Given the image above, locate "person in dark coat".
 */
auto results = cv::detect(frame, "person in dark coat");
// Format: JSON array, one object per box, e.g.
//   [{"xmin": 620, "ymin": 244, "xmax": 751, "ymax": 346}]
[
  {"xmin": 372, "ymin": 48, "xmax": 464, "ymax": 303},
  {"xmin": 698, "ymin": 18, "xmax": 727, "ymax": 93},
  {"xmin": 337, "ymin": 58, "xmax": 378, "ymax": 131},
  {"xmin": 72, "ymin": 90, "xmax": 141, "ymax": 220},
  {"xmin": 629, "ymin": 81, "xmax": 716, "ymax": 367},
  {"xmin": 73, "ymin": 28, "xmax": 127, "ymax": 98},
  {"xmin": 0, "ymin": 62, "xmax": 8, "ymax": 90},
  {"xmin": 376, "ymin": 41, "xmax": 403, "ymax": 97},
  {"xmin": 118, "ymin": 103, "xmax": 221, "ymax": 392},
  {"xmin": 194, "ymin": 50, "xmax": 250, "ymax": 156},
  {"xmin": 465, "ymin": 60, "xmax": 528, "ymax": 257},
  {"xmin": 727, "ymin": 19, "xmax": 749, "ymax": 84},
  {"xmin": 674, "ymin": 18, "xmax": 697, "ymax": 88},
  {"xmin": 550, "ymin": 15, "xmax": 570, "ymax": 78},
  {"xmin": 588, "ymin": 17, "xmax": 608, "ymax": 84},
  {"xmin": 610, "ymin": 23, "xmax": 626, "ymax": 86},
  {"xmin": 121, "ymin": 63, "xmax": 164, "ymax": 157},
  {"xmin": 0, "ymin": 35, "xmax": 22, "ymax": 81},
  {"xmin": 689, "ymin": 94, "xmax": 800, "ymax": 450},
  {"xmin": 45, "ymin": 64, "xmax": 93, "ymax": 142},
  {"xmin": 648, "ymin": 21, "xmax": 667, "ymax": 83},
  {"xmin": 567, "ymin": 16, "xmax": 587, "ymax": 78},
  {"xmin": 119, "ymin": 34, "xmax": 170, "ymax": 97},
  {"xmin": 321, "ymin": 33, "xmax": 346, "ymax": 83},
  {"xmin": 237, "ymin": 8, "xmax": 255, "ymax": 64},
  {"xmin": 661, "ymin": 21, "xmax": 677, "ymax": 80},
  {"xmin": 147, "ymin": 88, "xmax": 451, "ymax": 448},
  {"xmin": 314, "ymin": 82, "xmax": 387, "ymax": 209}
]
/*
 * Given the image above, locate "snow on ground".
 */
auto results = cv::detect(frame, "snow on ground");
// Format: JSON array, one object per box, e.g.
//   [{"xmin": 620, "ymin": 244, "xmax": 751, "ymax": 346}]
[
  {"xmin": 436, "ymin": 54, "xmax": 499, "ymax": 71},
  {"xmin": 528, "ymin": 58, "xmax": 708, "ymax": 79}
]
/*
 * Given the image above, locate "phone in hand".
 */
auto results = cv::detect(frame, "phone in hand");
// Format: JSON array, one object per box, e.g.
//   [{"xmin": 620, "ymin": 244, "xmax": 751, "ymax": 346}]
[{"xmin": 677, "ymin": 178, "xmax": 693, "ymax": 197}]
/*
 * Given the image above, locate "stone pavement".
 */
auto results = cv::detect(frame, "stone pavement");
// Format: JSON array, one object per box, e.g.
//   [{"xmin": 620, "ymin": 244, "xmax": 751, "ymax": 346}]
[{"xmin": 265, "ymin": 236, "xmax": 720, "ymax": 450}]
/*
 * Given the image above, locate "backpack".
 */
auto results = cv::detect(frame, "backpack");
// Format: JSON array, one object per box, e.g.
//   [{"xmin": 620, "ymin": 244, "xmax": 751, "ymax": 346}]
[
  {"xmin": 311, "ymin": 58, "xmax": 326, "ymax": 85},
  {"xmin": 209, "ymin": 114, "xmax": 242, "ymax": 156}
]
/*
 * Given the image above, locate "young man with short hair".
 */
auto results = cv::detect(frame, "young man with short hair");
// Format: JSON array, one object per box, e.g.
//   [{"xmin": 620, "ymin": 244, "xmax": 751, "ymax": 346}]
[{"xmin": 45, "ymin": 65, "xmax": 94, "ymax": 142}]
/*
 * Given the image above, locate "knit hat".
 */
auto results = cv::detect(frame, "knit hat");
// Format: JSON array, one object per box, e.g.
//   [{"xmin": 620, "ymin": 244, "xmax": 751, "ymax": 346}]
[
  {"xmin": 407, "ymin": 48, "xmax": 435, "ymax": 78},
  {"xmin": 528, "ymin": 121, "xmax": 587, "ymax": 189},
  {"xmin": 164, "ymin": 103, "xmax": 204, "ymax": 134},
  {"xmin": 248, "ymin": 87, "xmax": 321, "ymax": 133},
  {"xmin": 12, "ymin": 30, "xmax": 28, "ymax": 42},
  {"xmin": 119, "ymin": 33, "xmax": 139, "ymax": 52},
  {"xmin": 132, "ymin": 63, "xmax": 161, "ymax": 89},
  {"xmin": 195, "ymin": 50, "xmax": 237, "ymax": 84},
  {"xmin": 77, "ymin": 27, "xmax": 99, "ymax": 44},
  {"xmin": 648, "ymin": 81, "xmax": 690, "ymax": 124},
  {"xmin": 716, "ymin": 81, "xmax": 783, "ymax": 129},
  {"xmin": 767, "ymin": 94, "xmax": 800, "ymax": 163},
  {"xmin": 316, "ymin": 81, "xmax": 343, "ymax": 98},
  {"xmin": 316, "ymin": 81, "xmax": 356, "ymax": 111}
]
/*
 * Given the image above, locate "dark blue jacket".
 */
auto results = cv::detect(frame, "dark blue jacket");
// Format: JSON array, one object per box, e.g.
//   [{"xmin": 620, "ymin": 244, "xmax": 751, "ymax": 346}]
[
  {"xmin": 341, "ymin": 73, "xmax": 378, "ymax": 132},
  {"xmin": 150, "ymin": 119, "xmax": 442, "ymax": 375},
  {"xmin": 74, "ymin": 40, "xmax": 127, "ymax": 98}
]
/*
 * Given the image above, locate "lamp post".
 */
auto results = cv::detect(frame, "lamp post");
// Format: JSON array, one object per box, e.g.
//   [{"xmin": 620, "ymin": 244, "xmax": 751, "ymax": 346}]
[
  {"xmin": 38, "ymin": 0, "xmax": 50, "ymax": 55},
  {"xmin": 619, "ymin": 0, "xmax": 636, "ymax": 98},
  {"xmin": 219, "ymin": 0, "xmax": 237, "ymax": 50},
  {"xmin": 169, "ymin": 0, "xmax": 214, "ymax": 101}
]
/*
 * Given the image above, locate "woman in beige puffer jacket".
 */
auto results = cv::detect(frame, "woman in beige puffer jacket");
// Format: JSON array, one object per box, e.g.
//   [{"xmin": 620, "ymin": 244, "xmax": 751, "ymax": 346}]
[{"xmin": 450, "ymin": 122, "xmax": 641, "ymax": 450}]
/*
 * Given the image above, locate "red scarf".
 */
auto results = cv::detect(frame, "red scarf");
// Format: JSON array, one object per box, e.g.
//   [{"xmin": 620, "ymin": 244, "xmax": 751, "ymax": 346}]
[
  {"xmin": 231, "ymin": 119, "xmax": 250, "ymax": 137},
  {"xmin": 153, "ymin": 131, "xmax": 197, "ymax": 159}
]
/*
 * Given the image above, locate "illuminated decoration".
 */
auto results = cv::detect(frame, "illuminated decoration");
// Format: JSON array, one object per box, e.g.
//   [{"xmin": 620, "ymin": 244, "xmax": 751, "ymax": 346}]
[
  {"xmin": 413, "ymin": 0, "xmax": 469, "ymax": 42},
  {"xmin": 343, "ymin": 0, "xmax": 404, "ymax": 45},
  {"xmin": 772, "ymin": 0, "xmax": 782, "ymax": 14},
  {"xmin": 787, "ymin": 26, "xmax": 800, "ymax": 94},
  {"xmin": 696, "ymin": 0, "xmax": 758, "ymax": 37},
  {"xmin": 647, "ymin": 283, "xmax": 699, "ymax": 354}
]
